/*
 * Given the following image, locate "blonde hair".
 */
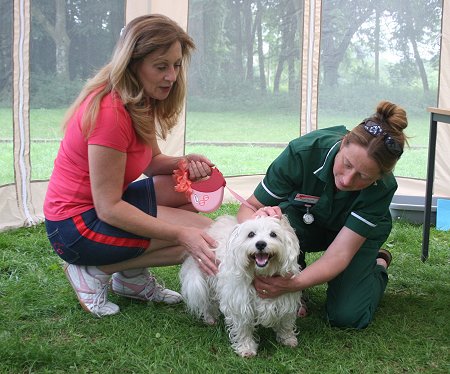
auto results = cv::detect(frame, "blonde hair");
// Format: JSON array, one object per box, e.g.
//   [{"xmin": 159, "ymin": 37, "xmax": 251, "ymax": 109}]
[
  {"xmin": 345, "ymin": 101, "xmax": 409, "ymax": 174},
  {"xmin": 62, "ymin": 14, "xmax": 195, "ymax": 143}
]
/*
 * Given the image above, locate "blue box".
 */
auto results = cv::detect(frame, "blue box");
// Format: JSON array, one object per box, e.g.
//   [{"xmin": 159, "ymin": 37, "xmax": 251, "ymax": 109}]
[{"xmin": 436, "ymin": 198, "xmax": 450, "ymax": 231}]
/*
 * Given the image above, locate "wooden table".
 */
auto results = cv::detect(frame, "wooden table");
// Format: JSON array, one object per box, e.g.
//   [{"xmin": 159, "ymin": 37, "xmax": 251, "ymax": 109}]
[{"xmin": 421, "ymin": 107, "xmax": 450, "ymax": 261}]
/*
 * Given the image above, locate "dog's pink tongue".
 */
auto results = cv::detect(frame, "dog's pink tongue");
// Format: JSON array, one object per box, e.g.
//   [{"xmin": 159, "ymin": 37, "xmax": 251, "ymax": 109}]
[{"xmin": 255, "ymin": 253, "xmax": 269, "ymax": 267}]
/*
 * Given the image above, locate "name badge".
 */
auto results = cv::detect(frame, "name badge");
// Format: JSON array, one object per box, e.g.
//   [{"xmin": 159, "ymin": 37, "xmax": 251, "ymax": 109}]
[
  {"xmin": 294, "ymin": 194, "xmax": 320, "ymax": 205},
  {"xmin": 293, "ymin": 193, "xmax": 319, "ymax": 225}
]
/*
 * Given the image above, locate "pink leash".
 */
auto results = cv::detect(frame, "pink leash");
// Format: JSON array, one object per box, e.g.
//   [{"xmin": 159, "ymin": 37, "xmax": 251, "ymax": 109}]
[{"xmin": 224, "ymin": 185, "xmax": 257, "ymax": 212}]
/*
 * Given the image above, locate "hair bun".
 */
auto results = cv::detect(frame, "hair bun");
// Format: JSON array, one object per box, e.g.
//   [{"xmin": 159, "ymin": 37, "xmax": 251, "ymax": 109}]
[{"xmin": 375, "ymin": 100, "xmax": 408, "ymax": 133}]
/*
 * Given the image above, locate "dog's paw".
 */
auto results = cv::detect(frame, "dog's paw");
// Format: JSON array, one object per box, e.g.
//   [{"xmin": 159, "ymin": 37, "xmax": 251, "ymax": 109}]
[
  {"xmin": 237, "ymin": 348, "xmax": 257, "ymax": 358},
  {"xmin": 203, "ymin": 315, "xmax": 217, "ymax": 325},
  {"xmin": 276, "ymin": 333, "xmax": 298, "ymax": 347},
  {"xmin": 234, "ymin": 340, "xmax": 258, "ymax": 357}
]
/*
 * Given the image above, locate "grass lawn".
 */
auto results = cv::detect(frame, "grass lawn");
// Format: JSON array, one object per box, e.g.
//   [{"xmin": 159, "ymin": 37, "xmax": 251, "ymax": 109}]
[
  {"xmin": 0, "ymin": 204, "xmax": 449, "ymax": 373},
  {"xmin": 0, "ymin": 108, "xmax": 431, "ymax": 184}
]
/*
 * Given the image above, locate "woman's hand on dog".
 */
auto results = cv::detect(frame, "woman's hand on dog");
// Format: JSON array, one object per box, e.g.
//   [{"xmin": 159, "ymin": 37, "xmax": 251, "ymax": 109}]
[
  {"xmin": 254, "ymin": 273, "xmax": 299, "ymax": 298},
  {"xmin": 252, "ymin": 205, "xmax": 282, "ymax": 219},
  {"xmin": 178, "ymin": 227, "xmax": 218, "ymax": 276}
]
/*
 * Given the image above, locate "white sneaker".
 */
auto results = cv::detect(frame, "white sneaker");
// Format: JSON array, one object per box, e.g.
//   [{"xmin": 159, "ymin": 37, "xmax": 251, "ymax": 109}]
[
  {"xmin": 64, "ymin": 264, "xmax": 120, "ymax": 317},
  {"xmin": 111, "ymin": 268, "xmax": 182, "ymax": 304}
]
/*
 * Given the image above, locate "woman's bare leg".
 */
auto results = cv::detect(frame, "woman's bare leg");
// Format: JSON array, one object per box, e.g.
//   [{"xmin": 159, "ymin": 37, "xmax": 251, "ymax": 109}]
[{"xmin": 99, "ymin": 205, "xmax": 213, "ymax": 274}]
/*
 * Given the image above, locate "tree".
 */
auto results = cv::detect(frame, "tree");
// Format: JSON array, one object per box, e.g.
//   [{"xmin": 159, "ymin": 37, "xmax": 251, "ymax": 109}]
[
  {"xmin": 255, "ymin": 0, "xmax": 267, "ymax": 92},
  {"xmin": 0, "ymin": 1, "xmax": 13, "ymax": 100},
  {"xmin": 273, "ymin": 0, "xmax": 300, "ymax": 93},
  {"xmin": 67, "ymin": 0, "xmax": 124, "ymax": 79},
  {"xmin": 229, "ymin": 0, "xmax": 245, "ymax": 84},
  {"xmin": 374, "ymin": 3, "xmax": 381, "ymax": 85},
  {"xmin": 389, "ymin": 0, "xmax": 441, "ymax": 93},
  {"xmin": 243, "ymin": 0, "xmax": 255, "ymax": 83},
  {"xmin": 33, "ymin": 0, "xmax": 70, "ymax": 79},
  {"xmin": 320, "ymin": 0, "xmax": 374, "ymax": 87}
]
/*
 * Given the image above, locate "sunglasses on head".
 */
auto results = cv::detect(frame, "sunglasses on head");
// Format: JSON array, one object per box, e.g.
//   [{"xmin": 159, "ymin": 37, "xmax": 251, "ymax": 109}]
[{"xmin": 362, "ymin": 119, "xmax": 403, "ymax": 158}]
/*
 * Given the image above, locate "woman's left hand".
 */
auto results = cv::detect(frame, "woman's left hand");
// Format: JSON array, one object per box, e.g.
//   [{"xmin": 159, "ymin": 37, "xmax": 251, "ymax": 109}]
[{"xmin": 254, "ymin": 273, "xmax": 299, "ymax": 298}]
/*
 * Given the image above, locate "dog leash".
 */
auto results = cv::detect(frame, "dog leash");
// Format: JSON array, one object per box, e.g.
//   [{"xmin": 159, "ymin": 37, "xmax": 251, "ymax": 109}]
[
  {"xmin": 173, "ymin": 162, "xmax": 257, "ymax": 213},
  {"xmin": 224, "ymin": 185, "xmax": 257, "ymax": 212}
]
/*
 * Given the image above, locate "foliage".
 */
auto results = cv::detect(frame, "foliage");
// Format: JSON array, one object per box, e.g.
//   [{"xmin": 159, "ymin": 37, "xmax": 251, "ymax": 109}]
[
  {"xmin": 317, "ymin": 83, "xmax": 437, "ymax": 118},
  {"xmin": 0, "ymin": 1, "xmax": 442, "ymax": 183},
  {"xmin": 0, "ymin": 1, "xmax": 442, "ymax": 107},
  {"xmin": 30, "ymin": 73, "xmax": 84, "ymax": 108}
]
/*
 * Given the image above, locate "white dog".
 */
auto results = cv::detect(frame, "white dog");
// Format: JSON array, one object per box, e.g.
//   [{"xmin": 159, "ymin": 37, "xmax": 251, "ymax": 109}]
[{"xmin": 180, "ymin": 215, "xmax": 302, "ymax": 357}]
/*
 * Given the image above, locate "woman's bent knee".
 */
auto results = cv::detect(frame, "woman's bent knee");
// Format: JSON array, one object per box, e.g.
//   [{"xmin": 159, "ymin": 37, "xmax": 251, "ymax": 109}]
[{"xmin": 327, "ymin": 304, "xmax": 373, "ymax": 329}]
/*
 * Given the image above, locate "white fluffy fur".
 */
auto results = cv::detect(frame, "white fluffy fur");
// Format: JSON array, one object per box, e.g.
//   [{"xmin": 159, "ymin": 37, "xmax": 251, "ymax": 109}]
[{"xmin": 180, "ymin": 215, "xmax": 302, "ymax": 357}]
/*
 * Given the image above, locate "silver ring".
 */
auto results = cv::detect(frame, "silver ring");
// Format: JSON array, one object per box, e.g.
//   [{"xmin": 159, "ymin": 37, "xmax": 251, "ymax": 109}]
[
  {"xmin": 198, "ymin": 258, "xmax": 203, "ymax": 263},
  {"xmin": 261, "ymin": 289, "xmax": 268, "ymax": 294}
]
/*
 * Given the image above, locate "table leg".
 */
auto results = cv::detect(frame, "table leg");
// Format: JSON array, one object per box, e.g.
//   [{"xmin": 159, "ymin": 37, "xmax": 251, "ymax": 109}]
[{"xmin": 421, "ymin": 117, "xmax": 437, "ymax": 262}]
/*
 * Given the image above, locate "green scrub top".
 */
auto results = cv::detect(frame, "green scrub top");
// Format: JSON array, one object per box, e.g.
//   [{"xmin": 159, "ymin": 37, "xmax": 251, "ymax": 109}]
[{"xmin": 254, "ymin": 126, "xmax": 397, "ymax": 249}]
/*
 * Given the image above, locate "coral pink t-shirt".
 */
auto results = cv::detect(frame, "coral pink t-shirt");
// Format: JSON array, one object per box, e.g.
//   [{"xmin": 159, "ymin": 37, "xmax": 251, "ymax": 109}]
[{"xmin": 44, "ymin": 92, "xmax": 152, "ymax": 221}]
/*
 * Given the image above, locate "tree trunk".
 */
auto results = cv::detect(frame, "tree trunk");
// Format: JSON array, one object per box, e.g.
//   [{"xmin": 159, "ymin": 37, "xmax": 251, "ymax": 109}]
[
  {"xmin": 286, "ymin": 0, "xmax": 298, "ymax": 93},
  {"xmin": 256, "ymin": 0, "xmax": 266, "ymax": 92},
  {"xmin": 410, "ymin": 37, "xmax": 429, "ymax": 92},
  {"xmin": 243, "ymin": 0, "xmax": 254, "ymax": 83},
  {"xmin": 320, "ymin": 4, "xmax": 371, "ymax": 87},
  {"xmin": 374, "ymin": 6, "xmax": 380, "ymax": 85},
  {"xmin": 33, "ymin": 0, "xmax": 70, "ymax": 80},
  {"xmin": 0, "ymin": 1, "xmax": 12, "ymax": 93},
  {"xmin": 403, "ymin": 1, "xmax": 429, "ymax": 93},
  {"xmin": 230, "ymin": 0, "xmax": 244, "ymax": 82}
]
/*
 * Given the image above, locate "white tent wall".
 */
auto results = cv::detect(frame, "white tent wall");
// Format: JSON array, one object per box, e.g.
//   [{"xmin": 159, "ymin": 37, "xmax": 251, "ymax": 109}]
[
  {"xmin": 1, "ymin": 0, "xmax": 43, "ymax": 232},
  {"xmin": 300, "ymin": 0, "xmax": 321, "ymax": 135},
  {"xmin": 1, "ymin": 0, "xmax": 449, "ymax": 232},
  {"xmin": 435, "ymin": 0, "xmax": 450, "ymax": 196}
]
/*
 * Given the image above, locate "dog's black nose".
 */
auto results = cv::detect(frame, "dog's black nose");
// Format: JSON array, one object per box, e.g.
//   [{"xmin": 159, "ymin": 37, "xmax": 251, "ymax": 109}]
[{"xmin": 255, "ymin": 241, "xmax": 267, "ymax": 250}]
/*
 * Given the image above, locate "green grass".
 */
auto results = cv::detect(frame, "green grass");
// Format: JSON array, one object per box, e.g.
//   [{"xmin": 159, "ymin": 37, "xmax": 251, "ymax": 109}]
[
  {"xmin": 0, "ymin": 204, "xmax": 449, "ymax": 373},
  {"xmin": 0, "ymin": 107, "xmax": 431, "ymax": 145},
  {"xmin": 0, "ymin": 142, "xmax": 427, "ymax": 184},
  {"xmin": 0, "ymin": 108, "xmax": 431, "ymax": 184}
]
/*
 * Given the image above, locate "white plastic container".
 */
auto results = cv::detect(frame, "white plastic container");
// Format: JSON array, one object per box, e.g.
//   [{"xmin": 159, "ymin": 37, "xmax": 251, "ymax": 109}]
[{"xmin": 389, "ymin": 195, "xmax": 437, "ymax": 225}]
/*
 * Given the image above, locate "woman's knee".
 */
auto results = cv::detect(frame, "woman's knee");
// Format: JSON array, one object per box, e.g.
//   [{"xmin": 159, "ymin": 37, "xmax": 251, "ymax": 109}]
[
  {"xmin": 153, "ymin": 175, "xmax": 191, "ymax": 207},
  {"xmin": 157, "ymin": 206, "xmax": 212, "ymax": 228},
  {"xmin": 326, "ymin": 301, "xmax": 372, "ymax": 329}
]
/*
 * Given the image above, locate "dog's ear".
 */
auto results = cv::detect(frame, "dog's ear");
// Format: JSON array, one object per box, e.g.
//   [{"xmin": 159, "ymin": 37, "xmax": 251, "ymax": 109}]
[
  {"xmin": 224, "ymin": 223, "xmax": 243, "ymax": 260},
  {"xmin": 279, "ymin": 215, "xmax": 301, "ymax": 272},
  {"xmin": 227, "ymin": 224, "xmax": 241, "ymax": 246},
  {"xmin": 221, "ymin": 223, "xmax": 252, "ymax": 275}
]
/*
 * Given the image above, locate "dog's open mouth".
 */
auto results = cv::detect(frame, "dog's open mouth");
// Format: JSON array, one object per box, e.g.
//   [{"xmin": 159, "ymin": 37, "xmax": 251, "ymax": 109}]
[{"xmin": 251, "ymin": 252, "xmax": 273, "ymax": 268}]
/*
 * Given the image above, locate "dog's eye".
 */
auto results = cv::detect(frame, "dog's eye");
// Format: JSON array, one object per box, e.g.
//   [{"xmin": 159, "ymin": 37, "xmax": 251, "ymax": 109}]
[
  {"xmin": 270, "ymin": 231, "xmax": 277, "ymax": 238},
  {"xmin": 248, "ymin": 231, "xmax": 256, "ymax": 238}
]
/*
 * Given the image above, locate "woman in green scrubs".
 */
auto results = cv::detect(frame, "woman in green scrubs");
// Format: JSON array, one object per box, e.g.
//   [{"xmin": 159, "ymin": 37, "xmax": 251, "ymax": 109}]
[{"xmin": 237, "ymin": 101, "xmax": 408, "ymax": 329}]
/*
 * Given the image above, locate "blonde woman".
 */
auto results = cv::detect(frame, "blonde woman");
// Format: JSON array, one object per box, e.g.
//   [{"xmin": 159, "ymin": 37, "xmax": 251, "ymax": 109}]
[{"xmin": 44, "ymin": 15, "xmax": 218, "ymax": 317}]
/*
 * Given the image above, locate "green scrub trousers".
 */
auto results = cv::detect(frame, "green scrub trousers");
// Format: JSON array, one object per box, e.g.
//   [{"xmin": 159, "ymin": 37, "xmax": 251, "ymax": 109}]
[{"xmin": 287, "ymin": 207, "xmax": 389, "ymax": 329}]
